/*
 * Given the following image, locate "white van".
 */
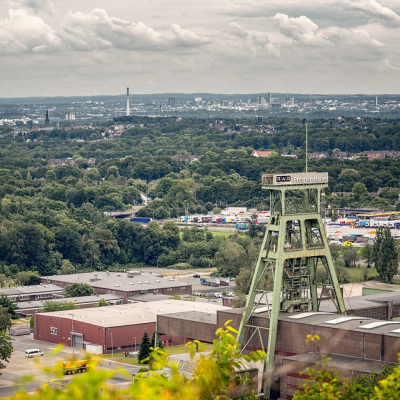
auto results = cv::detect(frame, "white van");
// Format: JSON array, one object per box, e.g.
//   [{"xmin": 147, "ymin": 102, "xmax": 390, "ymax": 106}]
[{"xmin": 25, "ymin": 349, "xmax": 44, "ymax": 358}]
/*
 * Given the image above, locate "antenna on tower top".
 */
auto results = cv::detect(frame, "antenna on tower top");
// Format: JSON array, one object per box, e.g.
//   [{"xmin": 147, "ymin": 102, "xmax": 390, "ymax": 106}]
[
  {"xmin": 286, "ymin": 79, "xmax": 288, "ymax": 100},
  {"xmin": 305, "ymin": 123, "xmax": 308, "ymax": 173}
]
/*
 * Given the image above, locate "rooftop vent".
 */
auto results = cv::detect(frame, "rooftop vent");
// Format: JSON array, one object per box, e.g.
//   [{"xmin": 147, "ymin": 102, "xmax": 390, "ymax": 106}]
[
  {"xmin": 114, "ymin": 284, "xmax": 120, "ymax": 287},
  {"xmin": 129, "ymin": 282, "xmax": 134, "ymax": 285},
  {"xmin": 144, "ymin": 281, "xmax": 149, "ymax": 284}
]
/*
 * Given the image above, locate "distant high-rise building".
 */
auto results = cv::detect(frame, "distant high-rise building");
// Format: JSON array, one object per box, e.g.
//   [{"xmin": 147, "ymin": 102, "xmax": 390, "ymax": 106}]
[
  {"xmin": 45, "ymin": 110, "xmax": 50, "ymax": 127},
  {"xmin": 65, "ymin": 112, "xmax": 76, "ymax": 121},
  {"xmin": 126, "ymin": 87, "xmax": 130, "ymax": 117},
  {"xmin": 267, "ymin": 92, "xmax": 272, "ymax": 104},
  {"xmin": 168, "ymin": 98, "xmax": 176, "ymax": 107},
  {"xmin": 258, "ymin": 96, "xmax": 266, "ymax": 105}
]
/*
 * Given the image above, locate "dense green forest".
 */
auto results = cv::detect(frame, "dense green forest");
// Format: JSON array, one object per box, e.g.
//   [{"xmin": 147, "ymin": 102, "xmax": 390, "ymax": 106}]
[{"xmin": 0, "ymin": 116, "xmax": 400, "ymax": 277}]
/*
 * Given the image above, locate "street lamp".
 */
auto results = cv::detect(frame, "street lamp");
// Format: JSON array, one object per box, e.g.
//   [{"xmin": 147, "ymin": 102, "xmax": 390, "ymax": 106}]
[
  {"xmin": 110, "ymin": 332, "xmax": 114, "ymax": 359},
  {"xmin": 69, "ymin": 313, "xmax": 74, "ymax": 357},
  {"xmin": 133, "ymin": 336, "xmax": 136, "ymax": 351}
]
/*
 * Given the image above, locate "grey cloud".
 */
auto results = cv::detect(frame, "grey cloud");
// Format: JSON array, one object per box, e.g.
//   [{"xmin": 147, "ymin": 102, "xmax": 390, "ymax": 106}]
[
  {"xmin": 0, "ymin": 9, "xmax": 61, "ymax": 54},
  {"xmin": 225, "ymin": 0, "xmax": 400, "ymax": 29},
  {"xmin": 7, "ymin": 0, "xmax": 55, "ymax": 15},
  {"xmin": 273, "ymin": 13, "xmax": 329, "ymax": 45},
  {"xmin": 169, "ymin": 24, "xmax": 210, "ymax": 47},
  {"xmin": 228, "ymin": 22, "xmax": 269, "ymax": 49},
  {"xmin": 61, "ymin": 8, "xmax": 165, "ymax": 51},
  {"xmin": 273, "ymin": 13, "xmax": 386, "ymax": 64},
  {"xmin": 229, "ymin": 22, "xmax": 249, "ymax": 38},
  {"xmin": 340, "ymin": 0, "xmax": 400, "ymax": 27},
  {"xmin": 60, "ymin": 8, "xmax": 209, "ymax": 52}
]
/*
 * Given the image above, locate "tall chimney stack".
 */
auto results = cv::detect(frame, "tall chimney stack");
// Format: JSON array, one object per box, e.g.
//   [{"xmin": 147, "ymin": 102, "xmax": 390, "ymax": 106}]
[{"xmin": 126, "ymin": 87, "xmax": 130, "ymax": 117}]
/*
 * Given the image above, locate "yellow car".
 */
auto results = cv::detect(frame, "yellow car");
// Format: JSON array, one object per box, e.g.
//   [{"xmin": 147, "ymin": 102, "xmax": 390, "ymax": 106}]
[{"xmin": 343, "ymin": 241, "xmax": 354, "ymax": 247}]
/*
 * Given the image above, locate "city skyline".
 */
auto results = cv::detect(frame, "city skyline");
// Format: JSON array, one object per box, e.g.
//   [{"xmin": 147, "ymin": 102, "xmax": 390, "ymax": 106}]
[{"xmin": 0, "ymin": 0, "xmax": 399, "ymax": 97}]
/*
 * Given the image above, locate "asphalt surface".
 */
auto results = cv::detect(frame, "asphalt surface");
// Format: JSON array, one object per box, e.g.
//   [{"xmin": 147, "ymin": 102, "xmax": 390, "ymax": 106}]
[{"xmin": 0, "ymin": 334, "xmax": 140, "ymax": 398}]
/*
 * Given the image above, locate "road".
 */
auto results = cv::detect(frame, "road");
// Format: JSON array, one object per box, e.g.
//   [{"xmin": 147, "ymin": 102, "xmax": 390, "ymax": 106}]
[{"xmin": 0, "ymin": 334, "xmax": 140, "ymax": 398}]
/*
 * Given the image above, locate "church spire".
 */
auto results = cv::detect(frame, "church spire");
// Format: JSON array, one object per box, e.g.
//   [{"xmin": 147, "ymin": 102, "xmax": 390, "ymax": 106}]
[{"xmin": 45, "ymin": 109, "xmax": 50, "ymax": 127}]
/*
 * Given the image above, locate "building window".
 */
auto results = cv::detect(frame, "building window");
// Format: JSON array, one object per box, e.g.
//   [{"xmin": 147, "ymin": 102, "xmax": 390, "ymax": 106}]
[
  {"xmin": 181, "ymin": 287, "xmax": 186, "ymax": 290},
  {"xmin": 19, "ymin": 295, "xmax": 29, "ymax": 301},
  {"xmin": 36, "ymin": 294, "xmax": 51, "ymax": 299}
]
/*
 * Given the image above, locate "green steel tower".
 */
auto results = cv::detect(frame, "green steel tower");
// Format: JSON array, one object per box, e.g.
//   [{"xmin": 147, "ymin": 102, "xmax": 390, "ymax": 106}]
[{"xmin": 237, "ymin": 172, "xmax": 346, "ymax": 399}]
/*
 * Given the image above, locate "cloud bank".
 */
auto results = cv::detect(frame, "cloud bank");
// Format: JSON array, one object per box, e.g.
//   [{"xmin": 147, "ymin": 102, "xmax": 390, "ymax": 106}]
[{"xmin": 0, "ymin": 0, "xmax": 399, "ymax": 96}]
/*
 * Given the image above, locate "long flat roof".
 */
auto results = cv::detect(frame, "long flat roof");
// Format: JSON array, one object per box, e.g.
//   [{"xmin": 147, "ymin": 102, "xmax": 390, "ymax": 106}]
[
  {"xmin": 38, "ymin": 300, "xmax": 229, "ymax": 327},
  {"xmin": 45, "ymin": 271, "xmax": 191, "ymax": 292},
  {"xmin": 18, "ymin": 294, "xmax": 123, "ymax": 310},
  {"xmin": 219, "ymin": 307, "xmax": 400, "ymax": 337},
  {"xmin": 0, "ymin": 284, "xmax": 64, "ymax": 296}
]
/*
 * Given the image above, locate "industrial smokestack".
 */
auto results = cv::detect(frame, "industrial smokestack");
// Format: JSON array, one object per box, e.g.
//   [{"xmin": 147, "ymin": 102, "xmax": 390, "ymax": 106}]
[{"xmin": 126, "ymin": 87, "xmax": 130, "ymax": 116}]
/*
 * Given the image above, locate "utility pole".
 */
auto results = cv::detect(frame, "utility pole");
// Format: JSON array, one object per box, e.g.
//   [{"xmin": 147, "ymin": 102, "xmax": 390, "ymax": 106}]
[{"xmin": 69, "ymin": 313, "xmax": 75, "ymax": 357}]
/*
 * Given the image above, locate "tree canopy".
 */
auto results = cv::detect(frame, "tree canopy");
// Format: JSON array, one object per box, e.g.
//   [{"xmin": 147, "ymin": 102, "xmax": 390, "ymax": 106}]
[{"xmin": 64, "ymin": 283, "xmax": 96, "ymax": 298}]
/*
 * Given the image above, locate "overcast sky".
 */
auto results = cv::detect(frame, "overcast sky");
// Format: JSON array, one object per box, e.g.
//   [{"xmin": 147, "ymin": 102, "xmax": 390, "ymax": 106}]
[{"xmin": 1, "ymin": 0, "xmax": 400, "ymax": 97}]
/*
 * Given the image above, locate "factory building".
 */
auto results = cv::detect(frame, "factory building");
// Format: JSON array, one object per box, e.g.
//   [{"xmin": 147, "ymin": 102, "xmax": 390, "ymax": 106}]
[
  {"xmin": 17, "ymin": 293, "xmax": 123, "ymax": 317},
  {"xmin": 0, "ymin": 284, "xmax": 64, "ymax": 303},
  {"xmin": 34, "ymin": 300, "xmax": 229, "ymax": 355},
  {"xmin": 157, "ymin": 303, "xmax": 400, "ymax": 399},
  {"xmin": 41, "ymin": 271, "xmax": 192, "ymax": 303}
]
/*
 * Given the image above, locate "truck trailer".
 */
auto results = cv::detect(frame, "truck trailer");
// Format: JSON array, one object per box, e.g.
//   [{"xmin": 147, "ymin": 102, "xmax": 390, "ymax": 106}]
[
  {"xmin": 200, "ymin": 278, "xmax": 220, "ymax": 287},
  {"xmin": 131, "ymin": 217, "xmax": 152, "ymax": 224}
]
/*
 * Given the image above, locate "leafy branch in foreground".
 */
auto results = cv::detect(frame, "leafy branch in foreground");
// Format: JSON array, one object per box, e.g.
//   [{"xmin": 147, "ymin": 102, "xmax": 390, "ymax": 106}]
[
  {"xmin": 293, "ymin": 335, "xmax": 400, "ymax": 400},
  {"xmin": 8, "ymin": 321, "xmax": 265, "ymax": 400}
]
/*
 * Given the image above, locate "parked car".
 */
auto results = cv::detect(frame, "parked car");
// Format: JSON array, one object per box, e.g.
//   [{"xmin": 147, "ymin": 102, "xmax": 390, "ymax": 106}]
[
  {"xmin": 329, "ymin": 240, "xmax": 342, "ymax": 245},
  {"xmin": 227, "ymin": 292, "xmax": 235, "ymax": 297},
  {"xmin": 343, "ymin": 241, "xmax": 354, "ymax": 247},
  {"xmin": 214, "ymin": 292, "xmax": 223, "ymax": 298},
  {"xmin": 193, "ymin": 274, "xmax": 200, "ymax": 278},
  {"xmin": 229, "ymin": 277, "xmax": 235, "ymax": 281},
  {"xmin": 25, "ymin": 349, "xmax": 44, "ymax": 358},
  {"xmin": 193, "ymin": 291, "xmax": 201, "ymax": 296}
]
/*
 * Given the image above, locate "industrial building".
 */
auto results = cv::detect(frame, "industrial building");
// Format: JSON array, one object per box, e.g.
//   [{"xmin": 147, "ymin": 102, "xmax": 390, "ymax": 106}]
[
  {"xmin": 34, "ymin": 300, "xmax": 228, "ymax": 355},
  {"xmin": 16, "ymin": 293, "xmax": 123, "ymax": 317},
  {"xmin": 41, "ymin": 271, "xmax": 192, "ymax": 303},
  {"xmin": 157, "ymin": 306, "xmax": 400, "ymax": 399},
  {"xmin": 0, "ymin": 284, "xmax": 64, "ymax": 304}
]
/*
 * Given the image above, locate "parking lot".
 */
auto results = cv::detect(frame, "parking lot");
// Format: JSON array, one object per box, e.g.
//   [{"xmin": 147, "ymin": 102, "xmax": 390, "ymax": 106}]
[{"xmin": 0, "ymin": 334, "xmax": 137, "ymax": 397}]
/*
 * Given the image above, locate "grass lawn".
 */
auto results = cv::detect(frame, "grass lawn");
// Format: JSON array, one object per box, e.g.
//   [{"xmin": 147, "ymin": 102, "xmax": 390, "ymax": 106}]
[
  {"xmin": 344, "ymin": 265, "xmax": 379, "ymax": 282},
  {"xmin": 100, "ymin": 343, "xmax": 214, "ymax": 364},
  {"xmin": 209, "ymin": 231, "xmax": 233, "ymax": 239},
  {"xmin": 163, "ymin": 343, "xmax": 214, "ymax": 356},
  {"xmin": 101, "ymin": 353, "xmax": 139, "ymax": 365}
]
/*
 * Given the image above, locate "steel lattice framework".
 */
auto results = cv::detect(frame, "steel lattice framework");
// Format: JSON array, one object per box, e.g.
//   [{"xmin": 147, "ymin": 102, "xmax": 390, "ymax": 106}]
[{"xmin": 237, "ymin": 172, "xmax": 346, "ymax": 399}]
